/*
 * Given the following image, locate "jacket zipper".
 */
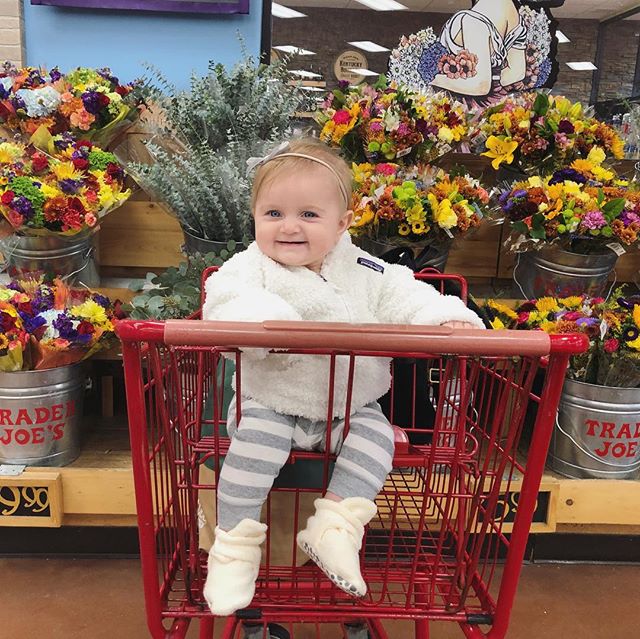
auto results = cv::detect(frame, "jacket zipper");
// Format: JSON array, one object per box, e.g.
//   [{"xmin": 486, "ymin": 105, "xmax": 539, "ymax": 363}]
[{"xmin": 319, "ymin": 273, "xmax": 353, "ymax": 323}]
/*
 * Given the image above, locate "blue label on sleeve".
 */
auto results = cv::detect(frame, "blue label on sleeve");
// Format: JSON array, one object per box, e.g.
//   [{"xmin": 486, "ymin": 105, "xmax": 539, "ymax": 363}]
[{"xmin": 357, "ymin": 257, "xmax": 384, "ymax": 273}]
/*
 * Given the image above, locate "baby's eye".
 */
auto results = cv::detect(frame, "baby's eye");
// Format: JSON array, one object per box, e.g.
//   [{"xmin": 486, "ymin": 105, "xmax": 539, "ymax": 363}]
[
  {"xmin": 266, "ymin": 210, "xmax": 281, "ymax": 217},
  {"xmin": 302, "ymin": 211, "xmax": 318, "ymax": 218}
]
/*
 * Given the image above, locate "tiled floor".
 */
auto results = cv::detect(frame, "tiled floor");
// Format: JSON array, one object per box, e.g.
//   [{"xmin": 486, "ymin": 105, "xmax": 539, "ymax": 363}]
[{"xmin": 2, "ymin": 558, "xmax": 638, "ymax": 638}]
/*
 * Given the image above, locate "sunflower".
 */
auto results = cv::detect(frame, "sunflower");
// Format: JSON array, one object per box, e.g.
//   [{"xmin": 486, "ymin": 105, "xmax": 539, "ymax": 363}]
[
  {"xmin": 634, "ymin": 305, "xmax": 640, "ymax": 329},
  {"xmin": 558, "ymin": 296, "xmax": 583, "ymax": 309},
  {"xmin": 411, "ymin": 221, "xmax": 428, "ymax": 235},
  {"xmin": 398, "ymin": 223, "xmax": 411, "ymax": 236},
  {"xmin": 535, "ymin": 297, "xmax": 560, "ymax": 314},
  {"xmin": 487, "ymin": 300, "xmax": 518, "ymax": 320}
]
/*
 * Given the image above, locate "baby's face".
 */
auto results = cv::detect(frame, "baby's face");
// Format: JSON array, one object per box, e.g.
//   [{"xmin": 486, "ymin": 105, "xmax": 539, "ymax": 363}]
[{"xmin": 253, "ymin": 167, "xmax": 353, "ymax": 273}]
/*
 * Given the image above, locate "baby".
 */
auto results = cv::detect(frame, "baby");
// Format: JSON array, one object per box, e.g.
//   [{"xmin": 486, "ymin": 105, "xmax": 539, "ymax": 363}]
[{"xmin": 202, "ymin": 138, "xmax": 484, "ymax": 616}]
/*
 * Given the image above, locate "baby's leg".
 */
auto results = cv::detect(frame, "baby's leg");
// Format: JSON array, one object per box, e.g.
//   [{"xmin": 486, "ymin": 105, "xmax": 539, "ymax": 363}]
[
  {"xmin": 217, "ymin": 397, "xmax": 295, "ymax": 530},
  {"xmin": 205, "ymin": 398, "xmax": 294, "ymax": 616},
  {"xmin": 297, "ymin": 403, "xmax": 395, "ymax": 597}
]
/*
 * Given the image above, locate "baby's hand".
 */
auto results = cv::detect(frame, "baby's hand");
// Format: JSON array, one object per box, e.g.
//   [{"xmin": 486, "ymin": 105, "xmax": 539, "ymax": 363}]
[{"xmin": 441, "ymin": 320, "xmax": 481, "ymax": 329}]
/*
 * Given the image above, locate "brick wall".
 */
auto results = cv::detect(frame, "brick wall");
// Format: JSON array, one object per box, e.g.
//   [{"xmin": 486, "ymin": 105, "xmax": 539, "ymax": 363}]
[
  {"xmin": 0, "ymin": 0, "xmax": 25, "ymax": 67},
  {"xmin": 275, "ymin": 8, "xmax": 640, "ymax": 105}
]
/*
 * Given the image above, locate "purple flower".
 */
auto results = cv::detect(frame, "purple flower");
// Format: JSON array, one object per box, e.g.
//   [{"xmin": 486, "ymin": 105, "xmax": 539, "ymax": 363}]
[
  {"xmin": 338, "ymin": 80, "xmax": 350, "ymax": 91},
  {"xmin": 49, "ymin": 67, "xmax": 62, "ymax": 82},
  {"xmin": 92, "ymin": 294, "xmax": 111, "ymax": 308},
  {"xmin": 98, "ymin": 68, "xmax": 119, "ymax": 86},
  {"xmin": 54, "ymin": 133, "xmax": 75, "ymax": 151},
  {"xmin": 32, "ymin": 288, "xmax": 54, "ymax": 314},
  {"xmin": 621, "ymin": 211, "xmax": 640, "ymax": 226},
  {"xmin": 576, "ymin": 317, "xmax": 599, "ymax": 327},
  {"xmin": 53, "ymin": 314, "xmax": 78, "ymax": 340},
  {"xmin": 12, "ymin": 196, "xmax": 34, "ymax": 218},
  {"xmin": 549, "ymin": 168, "xmax": 587, "ymax": 185},
  {"xmin": 81, "ymin": 90, "xmax": 103, "ymax": 115},
  {"xmin": 0, "ymin": 82, "xmax": 10, "ymax": 100},
  {"xmin": 512, "ymin": 189, "xmax": 528, "ymax": 199},
  {"xmin": 23, "ymin": 314, "xmax": 47, "ymax": 333},
  {"xmin": 10, "ymin": 94, "xmax": 25, "ymax": 111},
  {"xmin": 581, "ymin": 210, "xmax": 606, "ymax": 230},
  {"xmin": 558, "ymin": 119, "xmax": 575, "ymax": 135},
  {"xmin": 59, "ymin": 179, "xmax": 82, "ymax": 194}
]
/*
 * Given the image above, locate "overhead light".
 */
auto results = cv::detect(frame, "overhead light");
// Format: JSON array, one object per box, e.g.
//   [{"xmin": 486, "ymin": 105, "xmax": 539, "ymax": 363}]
[
  {"xmin": 556, "ymin": 30, "xmax": 570, "ymax": 44},
  {"xmin": 272, "ymin": 3, "xmax": 306, "ymax": 18},
  {"xmin": 289, "ymin": 69, "xmax": 323, "ymax": 78},
  {"xmin": 300, "ymin": 86, "xmax": 326, "ymax": 92},
  {"xmin": 347, "ymin": 68, "xmax": 379, "ymax": 77},
  {"xmin": 566, "ymin": 61, "xmax": 597, "ymax": 71},
  {"xmin": 352, "ymin": 0, "xmax": 407, "ymax": 11},
  {"xmin": 348, "ymin": 40, "xmax": 390, "ymax": 53},
  {"xmin": 273, "ymin": 45, "xmax": 316, "ymax": 55}
]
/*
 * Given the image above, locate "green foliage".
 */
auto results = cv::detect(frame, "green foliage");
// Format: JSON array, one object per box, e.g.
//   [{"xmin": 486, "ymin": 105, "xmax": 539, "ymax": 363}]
[
  {"xmin": 127, "ymin": 45, "xmax": 307, "ymax": 242},
  {"xmin": 125, "ymin": 241, "xmax": 242, "ymax": 320}
]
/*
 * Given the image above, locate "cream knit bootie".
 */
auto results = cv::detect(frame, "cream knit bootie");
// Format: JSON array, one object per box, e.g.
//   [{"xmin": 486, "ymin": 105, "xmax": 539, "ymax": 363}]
[
  {"xmin": 203, "ymin": 519, "xmax": 267, "ymax": 616},
  {"xmin": 297, "ymin": 497, "xmax": 377, "ymax": 597}
]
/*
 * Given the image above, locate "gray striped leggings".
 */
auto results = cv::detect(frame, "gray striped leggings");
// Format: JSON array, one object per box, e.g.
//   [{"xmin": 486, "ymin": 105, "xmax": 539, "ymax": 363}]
[{"xmin": 216, "ymin": 397, "xmax": 396, "ymax": 531}]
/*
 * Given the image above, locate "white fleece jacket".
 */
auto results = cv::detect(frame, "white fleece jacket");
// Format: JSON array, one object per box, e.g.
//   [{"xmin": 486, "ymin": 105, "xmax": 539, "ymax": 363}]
[{"xmin": 202, "ymin": 233, "xmax": 484, "ymax": 421}]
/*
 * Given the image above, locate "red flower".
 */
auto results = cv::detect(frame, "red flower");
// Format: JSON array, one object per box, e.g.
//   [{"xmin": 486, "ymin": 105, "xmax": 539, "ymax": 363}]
[
  {"xmin": 61, "ymin": 197, "xmax": 86, "ymax": 230},
  {"xmin": 99, "ymin": 93, "xmax": 110, "ymax": 108},
  {"xmin": 76, "ymin": 140, "xmax": 93, "ymax": 150},
  {"xmin": 72, "ymin": 157, "xmax": 89, "ymax": 171},
  {"xmin": 517, "ymin": 312, "xmax": 530, "ymax": 324},
  {"xmin": 563, "ymin": 311, "xmax": 582, "ymax": 321},
  {"xmin": 115, "ymin": 85, "xmax": 130, "ymax": 96},
  {"xmin": 31, "ymin": 153, "xmax": 49, "ymax": 173},
  {"xmin": 604, "ymin": 338, "xmax": 619, "ymax": 353},
  {"xmin": 375, "ymin": 163, "xmax": 397, "ymax": 176},
  {"xmin": 77, "ymin": 321, "xmax": 95, "ymax": 335},
  {"xmin": 333, "ymin": 109, "xmax": 352, "ymax": 125},
  {"xmin": 1, "ymin": 190, "xmax": 15, "ymax": 205}
]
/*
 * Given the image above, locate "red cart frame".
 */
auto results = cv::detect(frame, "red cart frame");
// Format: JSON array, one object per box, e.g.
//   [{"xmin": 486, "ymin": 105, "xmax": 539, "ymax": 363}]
[{"xmin": 117, "ymin": 273, "xmax": 586, "ymax": 639}]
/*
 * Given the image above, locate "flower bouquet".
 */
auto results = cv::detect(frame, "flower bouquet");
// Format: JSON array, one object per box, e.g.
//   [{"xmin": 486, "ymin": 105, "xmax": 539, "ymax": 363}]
[
  {"xmin": 316, "ymin": 76, "xmax": 469, "ymax": 164},
  {"xmin": 0, "ymin": 277, "xmax": 122, "ymax": 372},
  {"xmin": 484, "ymin": 291, "xmax": 640, "ymax": 388},
  {"xmin": 350, "ymin": 162, "xmax": 489, "ymax": 247},
  {"xmin": 0, "ymin": 136, "xmax": 130, "ymax": 238},
  {"xmin": 496, "ymin": 166, "xmax": 640, "ymax": 254},
  {"xmin": 0, "ymin": 64, "xmax": 144, "ymax": 148},
  {"xmin": 473, "ymin": 92, "xmax": 625, "ymax": 175}
]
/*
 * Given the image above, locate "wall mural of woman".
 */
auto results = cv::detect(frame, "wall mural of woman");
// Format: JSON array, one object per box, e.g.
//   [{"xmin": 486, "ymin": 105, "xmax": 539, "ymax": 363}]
[{"xmin": 389, "ymin": 0, "xmax": 562, "ymax": 106}]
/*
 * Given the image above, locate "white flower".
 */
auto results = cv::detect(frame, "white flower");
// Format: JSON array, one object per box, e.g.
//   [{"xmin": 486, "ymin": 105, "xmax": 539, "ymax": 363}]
[
  {"xmin": 0, "ymin": 77, "xmax": 12, "ymax": 92},
  {"xmin": 15, "ymin": 85, "xmax": 61, "ymax": 117}
]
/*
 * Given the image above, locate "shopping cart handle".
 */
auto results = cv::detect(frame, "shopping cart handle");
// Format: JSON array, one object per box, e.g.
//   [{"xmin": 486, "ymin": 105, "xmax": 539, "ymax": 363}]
[{"xmin": 116, "ymin": 319, "xmax": 588, "ymax": 357}]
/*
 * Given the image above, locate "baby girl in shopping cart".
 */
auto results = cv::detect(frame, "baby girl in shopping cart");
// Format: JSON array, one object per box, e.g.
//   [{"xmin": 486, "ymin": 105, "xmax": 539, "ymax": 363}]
[{"xmin": 201, "ymin": 138, "xmax": 485, "ymax": 616}]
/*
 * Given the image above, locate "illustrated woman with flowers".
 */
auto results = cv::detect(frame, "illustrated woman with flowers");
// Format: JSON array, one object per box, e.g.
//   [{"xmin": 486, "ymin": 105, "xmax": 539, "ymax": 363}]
[{"xmin": 390, "ymin": 0, "xmax": 558, "ymax": 105}]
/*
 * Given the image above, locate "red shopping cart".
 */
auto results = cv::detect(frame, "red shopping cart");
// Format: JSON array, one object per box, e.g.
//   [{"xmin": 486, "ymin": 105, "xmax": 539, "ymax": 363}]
[{"xmin": 117, "ymin": 273, "xmax": 587, "ymax": 639}]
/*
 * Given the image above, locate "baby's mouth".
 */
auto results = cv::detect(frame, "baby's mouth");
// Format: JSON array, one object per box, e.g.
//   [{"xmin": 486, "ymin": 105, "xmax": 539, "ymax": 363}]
[{"xmin": 277, "ymin": 240, "xmax": 307, "ymax": 244}]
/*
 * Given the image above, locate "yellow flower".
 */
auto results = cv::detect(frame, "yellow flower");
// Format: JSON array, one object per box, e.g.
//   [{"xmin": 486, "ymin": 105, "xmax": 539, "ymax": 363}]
[
  {"xmin": 40, "ymin": 183, "xmax": 62, "ymax": 199},
  {"xmin": 612, "ymin": 136, "xmax": 625, "ymax": 159},
  {"xmin": 352, "ymin": 163, "xmax": 375, "ymax": 184},
  {"xmin": 411, "ymin": 221, "xmax": 429, "ymax": 235},
  {"xmin": 540, "ymin": 320, "xmax": 557, "ymax": 333},
  {"xmin": 351, "ymin": 206, "xmax": 374, "ymax": 228},
  {"xmin": 490, "ymin": 317, "xmax": 506, "ymax": 330},
  {"xmin": 0, "ymin": 333, "xmax": 9, "ymax": 350},
  {"xmin": 573, "ymin": 120, "xmax": 585, "ymax": 134},
  {"xmin": 535, "ymin": 297, "xmax": 560, "ymax": 314},
  {"xmin": 438, "ymin": 126, "xmax": 454, "ymax": 143},
  {"xmin": 428, "ymin": 194, "xmax": 457, "ymax": 229},
  {"xmin": 628, "ymin": 336, "xmax": 640, "ymax": 351},
  {"xmin": 559, "ymin": 296, "xmax": 583, "ymax": 309},
  {"xmin": 586, "ymin": 146, "xmax": 606, "ymax": 166},
  {"xmin": 398, "ymin": 223, "xmax": 411, "ymax": 236},
  {"xmin": 0, "ymin": 142, "xmax": 25, "ymax": 164},
  {"xmin": 592, "ymin": 166, "xmax": 614, "ymax": 182},
  {"xmin": 71, "ymin": 299, "xmax": 108, "ymax": 326},
  {"xmin": 563, "ymin": 180, "xmax": 582, "ymax": 195},
  {"xmin": 488, "ymin": 300, "xmax": 518, "ymax": 320},
  {"xmin": 52, "ymin": 161, "xmax": 84, "ymax": 181},
  {"xmin": 528, "ymin": 176, "xmax": 543, "ymax": 188},
  {"xmin": 634, "ymin": 304, "xmax": 640, "ymax": 329},
  {"xmin": 482, "ymin": 136, "xmax": 518, "ymax": 170},
  {"xmin": 406, "ymin": 202, "xmax": 425, "ymax": 224}
]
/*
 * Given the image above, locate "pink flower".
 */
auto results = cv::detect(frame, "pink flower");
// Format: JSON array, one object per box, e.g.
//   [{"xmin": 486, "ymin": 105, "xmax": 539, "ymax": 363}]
[
  {"xmin": 554, "ymin": 132, "xmax": 571, "ymax": 149},
  {"xmin": 85, "ymin": 212, "xmax": 97, "ymax": 227},
  {"xmin": 563, "ymin": 311, "xmax": 582, "ymax": 321},
  {"xmin": 332, "ymin": 110, "xmax": 351, "ymax": 125},
  {"xmin": 60, "ymin": 91, "xmax": 74, "ymax": 103},
  {"xmin": 604, "ymin": 338, "xmax": 619, "ymax": 353},
  {"xmin": 369, "ymin": 121, "xmax": 384, "ymax": 133},
  {"xmin": 517, "ymin": 312, "xmax": 530, "ymax": 324},
  {"xmin": 581, "ymin": 210, "xmax": 606, "ymax": 230},
  {"xmin": 69, "ymin": 108, "xmax": 95, "ymax": 131},
  {"xmin": 590, "ymin": 297, "xmax": 605, "ymax": 306},
  {"xmin": 376, "ymin": 163, "xmax": 397, "ymax": 176}
]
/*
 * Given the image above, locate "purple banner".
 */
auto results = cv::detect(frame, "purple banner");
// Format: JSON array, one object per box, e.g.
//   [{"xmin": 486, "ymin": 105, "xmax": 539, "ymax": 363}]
[{"xmin": 31, "ymin": 0, "xmax": 249, "ymax": 15}]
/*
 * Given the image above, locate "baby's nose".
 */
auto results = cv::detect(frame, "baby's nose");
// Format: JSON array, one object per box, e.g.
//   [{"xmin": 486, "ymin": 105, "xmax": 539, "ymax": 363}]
[{"xmin": 282, "ymin": 217, "xmax": 301, "ymax": 233}]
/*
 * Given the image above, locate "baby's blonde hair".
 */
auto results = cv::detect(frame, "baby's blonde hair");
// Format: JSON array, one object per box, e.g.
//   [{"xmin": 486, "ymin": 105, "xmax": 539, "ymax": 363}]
[{"xmin": 251, "ymin": 138, "xmax": 353, "ymax": 213}]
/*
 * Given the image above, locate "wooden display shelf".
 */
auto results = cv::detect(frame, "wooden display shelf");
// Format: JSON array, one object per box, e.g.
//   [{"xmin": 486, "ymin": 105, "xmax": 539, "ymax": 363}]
[{"xmin": 3, "ymin": 423, "xmax": 639, "ymax": 530}]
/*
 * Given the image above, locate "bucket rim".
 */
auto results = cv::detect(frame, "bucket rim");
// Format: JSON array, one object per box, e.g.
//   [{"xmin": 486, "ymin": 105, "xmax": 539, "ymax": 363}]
[
  {"xmin": 563, "ymin": 376, "xmax": 640, "ymax": 397},
  {"xmin": 0, "ymin": 362, "xmax": 85, "ymax": 382}
]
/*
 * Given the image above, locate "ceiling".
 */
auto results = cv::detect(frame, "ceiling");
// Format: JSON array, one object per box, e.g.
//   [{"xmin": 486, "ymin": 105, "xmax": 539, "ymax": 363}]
[{"xmin": 283, "ymin": 0, "xmax": 640, "ymax": 21}]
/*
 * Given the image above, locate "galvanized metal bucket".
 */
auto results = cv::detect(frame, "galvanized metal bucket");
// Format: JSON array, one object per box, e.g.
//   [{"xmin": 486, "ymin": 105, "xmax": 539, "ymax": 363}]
[
  {"xmin": 0, "ymin": 364, "xmax": 86, "ymax": 467},
  {"xmin": 0, "ymin": 233, "xmax": 100, "ymax": 287},
  {"xmin": 182, "ymin": 229, "xmax": 233, "ymax": 256},
  {"xmin": 354, "ymin": 236, "xmax": 449, "ymax": 272},
  {"xmin": 513, "ymin": 246, "xmax": 618, "ymax": 300},
  {"xmin": 549, "ymin": 378, "xmax": 640, "ymax": 480}
]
